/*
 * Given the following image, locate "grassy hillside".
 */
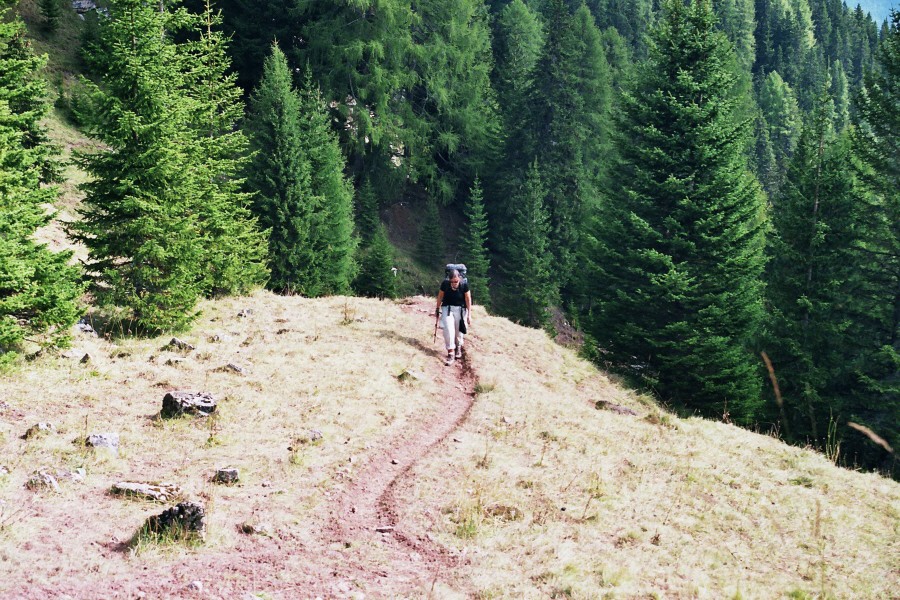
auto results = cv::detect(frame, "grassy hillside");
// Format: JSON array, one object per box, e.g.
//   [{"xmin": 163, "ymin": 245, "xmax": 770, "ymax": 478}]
[{"xmin": 0, "ymin": 293, "xmax": 896, "ymax": 598}]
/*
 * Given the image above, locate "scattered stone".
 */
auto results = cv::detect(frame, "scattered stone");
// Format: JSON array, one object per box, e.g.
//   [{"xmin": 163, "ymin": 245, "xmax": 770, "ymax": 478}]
[
  {"xmin": 26, "ymin": 470, "xmax": 59, "ymax": 492},
  {"xmin": 213, "ymin": 468, "xmax": 239, "ymax": 485},
  {"xmin": 57, "ymin": 468, "xmax": 86, "ymax": 484},
  {"xmin": 76, "ymin": 319, "xmax": 95, "ymax": 334},
  {"xmin": 84, "ymin": 433, "xmax": 120, "ymax": 456},
  {"xmin": 161, "ymin": 391, "xmax": 216, "ymax": 418},
  {"xmin": 22, "ymin": 422, "xmax": 55, "ymax": 440},
  {"xmin": 240, "ymin": 521, "xmax": 273, "ymax": 536},
  {"xmin": 0, "ymin": 466, "xmax": 9, "ymax": 476},
  {"xmin": 397, "ymin": 369, "xmax": 426, "ymax": 383},
  {"xmin": 165, "ymin": 357, "xmax": 186, "ymax": 367},
  {"xmin": 484, "ymin": 504, "xmax": 523, "ymax": 521},
  {"xmin": 111, "ymin": 482, "xmax": 182, "ymax": 503},
  {"xmin": 374, "ymin": 525, "xmax": 394, "ymax": 533},
  {"xmin": 391, "ymin": 459, "xmax": 399, "ymax": 465},
  {"xmin": 187, "ymin": 581, "xmax": 203, "ymax": 593},
  {"xmin": 237, "ymin": 308, "xmax": 253, "ymax": 318},
  {"xmin": 215, "ymin": 362, "xmax": 246, "ymax": 375},
  {"xmin": 166, "ymin": 337, "xmax": 195, "ymax": 352},
  {"xmin": 208, "ymin": 333, "xmax": 232, "ymax": 343},
  {"xmin": 60, "ymin": 349, "xmax": 79, "ymax": 359},
  {"xmin": 452, "ymin": 437, "xmax": 462, "ymax": 443},
  {"xmin": 595, "ymin": 400, "xmax": 638, "ymax": 416},
  {"xmin": 501, "ymin": 416, "xmax": 512, "ymax": 425},
  {"xmin": 141, "ymin": 502, "xmax": 206, "ymax": 540},
  {"xmin": 80, "ymin": 353, "xmax": 92, "ymax": 364}
]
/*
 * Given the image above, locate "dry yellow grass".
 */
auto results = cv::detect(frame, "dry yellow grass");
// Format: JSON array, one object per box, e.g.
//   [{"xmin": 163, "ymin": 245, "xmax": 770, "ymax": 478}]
[{"xmin": 0, "ymin": 293, "xmax": 897, "ymax": 599}]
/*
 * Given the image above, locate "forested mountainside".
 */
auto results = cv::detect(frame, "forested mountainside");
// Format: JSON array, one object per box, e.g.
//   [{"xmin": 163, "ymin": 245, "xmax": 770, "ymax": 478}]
[{"xmin": 5, "ymin": 0, "xmax": 898, "ymax": 478}]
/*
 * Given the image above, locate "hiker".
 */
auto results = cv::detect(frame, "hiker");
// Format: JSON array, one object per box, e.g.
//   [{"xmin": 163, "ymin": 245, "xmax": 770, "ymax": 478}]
[{"xmin": 435, "ymin": 268, "xmax": 472, "ymax": 365}]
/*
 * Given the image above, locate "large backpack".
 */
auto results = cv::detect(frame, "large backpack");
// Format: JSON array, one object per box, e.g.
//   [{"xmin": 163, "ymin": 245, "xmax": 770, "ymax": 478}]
[{"xmin": 444, "ymin": 263, "xmax": 468, "ymax": 286}]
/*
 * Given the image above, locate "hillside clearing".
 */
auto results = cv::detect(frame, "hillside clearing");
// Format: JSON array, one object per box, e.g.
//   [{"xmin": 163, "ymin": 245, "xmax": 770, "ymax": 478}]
[{"xmin": 0, "ymin": 293, "xmax": 896, "ymax": 599}]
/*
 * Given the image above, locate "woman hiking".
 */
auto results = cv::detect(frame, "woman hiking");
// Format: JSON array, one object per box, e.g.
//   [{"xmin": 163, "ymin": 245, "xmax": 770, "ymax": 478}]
[{"xmin": 435, "ymin": 268, "xmax": 472, "ymax": 365}]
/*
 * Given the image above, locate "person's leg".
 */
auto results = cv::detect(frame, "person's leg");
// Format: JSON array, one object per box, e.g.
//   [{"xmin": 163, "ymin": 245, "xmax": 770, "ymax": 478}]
[{"xmin": 442, "ymin": 308, "xmax": 456, "ymax": 364}]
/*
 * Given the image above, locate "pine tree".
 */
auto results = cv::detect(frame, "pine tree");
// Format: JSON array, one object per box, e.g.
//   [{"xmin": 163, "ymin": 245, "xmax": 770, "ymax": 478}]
[
  {"xmin": 71, "ymin": 0, "xmax": 205, "ymax": 332},
  {"xmin": 590, "ymin": 0, "xmax": 767, "ymax": 421},
  {"xmin": 182, "ymin": 0, "xmax": 268, "ymax": 297},
  {"xmin": 38, "ymin": 0, "xmax": 61, "ymax": 33},
  {"xmin": 0, "ymin": 5, "xmax": 81, "ymax": 361},
  {"xmin": 758, "ymin": 70, "xmax": 802, "ymax": 175},
  {"xmin": 765, "ymin": 91, "xmax": 860, "ymax": 445},
  {"xmin": 461, "ymin": 177, "xmax": 492, "ymax": 309},
  {"xmin": 501, "ymin": 161, "xmax": 553, "ymax": 327},
  {"xmin": 527, "ymin": 0, "xmax": 611, "ymax": 295},
  {"xmin": 244, "ymin": 43, "xmax": 322, "ymax": 295},
  {"xmin": 355, "ymin": 179, "xmax": 381, "ymax": 248},
  {"xmin": 848, "ymin": 10, "xmax": 900, "ymax": 473},
  {"xmin": 296, "ymin": 70, "xmax": 357, "ymax": 295},
  {"xmin": 355, "ymin": 225, "xmax": 396, "ymax": 299},
  {"xmin": 416, "ymin": 198, "xmax": 445, "ymax": 268}
]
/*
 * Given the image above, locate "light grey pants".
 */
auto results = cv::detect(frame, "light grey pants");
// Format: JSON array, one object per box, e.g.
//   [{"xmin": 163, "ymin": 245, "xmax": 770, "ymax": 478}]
[{"xmin": 440, "ymin": 305, "xmax": 465, "ymax": 351}]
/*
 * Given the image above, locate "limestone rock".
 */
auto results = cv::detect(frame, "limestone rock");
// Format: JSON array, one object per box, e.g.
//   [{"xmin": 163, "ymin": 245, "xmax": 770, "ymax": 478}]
[
  {"xmin": 161, "ymin": 391, "xmax": 216, "ymax": 418},
  {"xmin": 71, "ymin": 0, "xmax": 97, "ymax": 13},
  {"xmin": 213, "ymin": 468, "xmax": 239, "ymax": 485},
  {"xmin": 84, "ymin": 433, "xmax": 120, "ymax": 456},
  {"xmin": 23, "ymin": 422, "xmax": 55, "ymax": 440},
  {"xmin": 166, "ymin": 337, "xmax": 195, "ymax": 351},
  {"xmin": 26, "ymin": 470, "xmax": 59, "ymax": 492},
  {"xmin": 142, "ymin": 502, "xmax": 206, "ymax": 540},
  {"xmin": 111, "ymin": 482, "xmax": 181, "ymax": 503}
]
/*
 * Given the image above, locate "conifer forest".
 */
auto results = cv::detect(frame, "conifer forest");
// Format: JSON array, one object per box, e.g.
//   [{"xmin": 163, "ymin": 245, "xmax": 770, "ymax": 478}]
[{"xmin": 2, "ymin": 0, "xmax": 897, "ymax": 477}]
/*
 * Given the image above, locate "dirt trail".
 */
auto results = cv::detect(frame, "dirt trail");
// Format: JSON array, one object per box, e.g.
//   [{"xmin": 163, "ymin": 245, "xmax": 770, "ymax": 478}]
[
  {"xmin": 12, "ymin": 297, "xmax": 476, "ymax": 599},
  {"xmin": 312, "ymin": 296, "xmax": 478, "ymax": 597}
]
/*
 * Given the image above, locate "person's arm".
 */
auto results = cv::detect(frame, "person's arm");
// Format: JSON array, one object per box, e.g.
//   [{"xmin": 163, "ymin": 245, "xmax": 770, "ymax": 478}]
[
  {"xmin": 465, "ymin": 290, "xmax": 472, "ymax": 324},
  {"xmin": 435, "ymin": 290, "xmax": 444, "ymax": 316}
]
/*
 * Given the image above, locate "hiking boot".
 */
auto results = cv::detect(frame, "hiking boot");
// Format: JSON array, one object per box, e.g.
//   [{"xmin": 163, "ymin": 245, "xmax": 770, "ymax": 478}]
[
  {"xmin": 454, "ymin": 347, "xmax": 462, "ymax": 359},
  {"xmin": 445, "ymin": 354, "xmax": 455, "ymax": 366}
]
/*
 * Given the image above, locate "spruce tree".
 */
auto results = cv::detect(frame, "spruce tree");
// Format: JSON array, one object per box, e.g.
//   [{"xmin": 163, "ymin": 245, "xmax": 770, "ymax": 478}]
[
  {"xmin": 355, "ymin": 178, "xmax": 381, "ymax": 248},
  {"xmin": 848, "ymin": 10, "xmax": 900, "ymax": 473},
  {"xmin": 71, "ymin": 0, "xmax": 204, "ymax": 332},
  {"xmin": 527, "ymin": 0, "xmax": 611, "ymax": 295},
  {"xmin": 296, "ymin": 70, "xmax": 357, "ymax": 295},
  {"xmin": 765, "ymin": 92, "xmax": 860, "ymax": 445},
  {"xmin": 244, "ymin": 43, "xmax": 321, "ymax": 295},
  {"xmin": 182, "ymin": 0, "xmax": 268, "ymax": 297},
  {"xmin": 416, "ymin": 198, "xmax": 445, "ymax": 268},
  {"xmin": 0, "ymin": 5, "xmax": 81, "ymax": 360},
  {"xmin": 461, "ymin": 178, "xmax": 492, "ymax": 309},
  {"xmin": 590, "ymin": 0, "xmax": 767, "ymax": 421},
  {"xmin": 501, "ymin": 161, "xmax": 553, "ymax": 327},
  {"xmin": 38, "ymin": 0, "xmax": 61, "ymax": 33},
  {"xmin": 355, "ymin": 225, "xmax": 396, "ymax": 299}
]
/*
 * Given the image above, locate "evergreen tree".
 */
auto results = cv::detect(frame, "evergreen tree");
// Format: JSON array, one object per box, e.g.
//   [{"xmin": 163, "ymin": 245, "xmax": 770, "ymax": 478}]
[
  {"xmin": 416, "ymin": 198, "xmax": 445, "ymax": 268},
  {"xmin": 182, "ymin": 0, "xmax": 268, "ymax": 297},
  {"xmin": 0, "ymin": 4, "xmax": 81, "ymax": 360},
  {"xmin": 528, "ymin": 0, "xmax": 611, "ymax": 294},
  {"xmin": 460, "ymin": 178, "xmax": 492, "ymax": 309},
  {"xmin": 849, "ymin": 10, "xmax": 900, "ymax": 473},
  {"xmin": 758, "ymin": 70, "xmax": 803, "ymax": 174},
  {"xmin": 355, "ymin": 178, "xmax": 381, "ymax": 248},
  {"xmin": 501, "ymin": 161, "xmax": 553, "ymax": 327},
  {"xmin": 765, "ymin": 91, "xmax": 860, "ymax": 446},
  {"xmin": 244, "ymin": 43, "xmax": 322, "ymax": 295},
  {"xmin": 489, "ymin": 0, "xmax": 544, "ymax": 242},
  {"xmin": 296, "ymin": 70, "xmax": 357, "ymax": 295},
  {"xmin": 590, "ymin": 0, "xmax": 767, "ymax": 421},
  {"xmin": 71, "ymin": 0, "xmax": 205, "ymax": 332},
  {"xmin": 38, "ymin": 0, "xmax": 61, "ymax": 33},
  {"xmin": 354, "ymin": 225, "xmax": 396, "ymax": 299},
  {"xmin": 407, "ymin": 0, "xmax": 501, "ymax": 204}
]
